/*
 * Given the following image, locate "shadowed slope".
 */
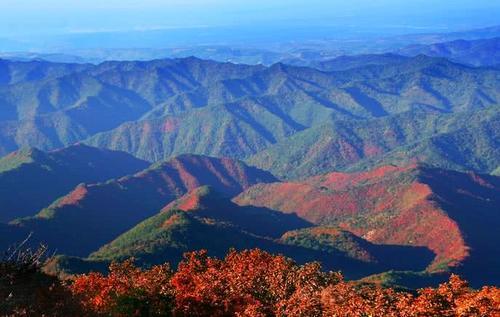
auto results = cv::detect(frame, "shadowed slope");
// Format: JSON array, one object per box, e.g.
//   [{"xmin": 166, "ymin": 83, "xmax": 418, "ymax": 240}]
[
  {"xmin": 12, "ymin": 155, "xmax": 277, "ymax": 257},
  {"xmin": 235, "ymin": 165, "xmax": 500, "ymax": 285},
  {"xmin": 280, "ymin": 227, "xmax": 434, "ymax": 271},
  {"xmin": 161, "ymin": 186, "xmax": 311, "ymax": 238},
  {"xmin": 86, "ymin": 186, "xmax": 430, "ymax": 279},
  {"xmin": 90, "ymin": 186, "xmax": 311, "ymax": 265},
  {"xmin": 248, "ymin": 107, "xmax": 500, "ymax": 179},
  {"xmin": 0, "ymin": 144, "xmax": 148, "ymax": 222}
]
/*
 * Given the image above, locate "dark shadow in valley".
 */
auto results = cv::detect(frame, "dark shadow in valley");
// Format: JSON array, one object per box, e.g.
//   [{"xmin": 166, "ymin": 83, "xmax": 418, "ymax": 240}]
[{"xmin": 344, "ymin": 86, "xmax": 388, "ymax": 117}]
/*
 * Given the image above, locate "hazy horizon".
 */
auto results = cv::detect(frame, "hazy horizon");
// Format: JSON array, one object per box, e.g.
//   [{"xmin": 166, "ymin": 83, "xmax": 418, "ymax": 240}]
[{"xmin": 1, "ymin": 0, "xmax": 499, "ymax": 51}]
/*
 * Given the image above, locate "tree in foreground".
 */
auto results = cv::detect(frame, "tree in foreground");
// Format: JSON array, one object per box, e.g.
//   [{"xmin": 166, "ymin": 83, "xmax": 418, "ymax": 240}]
[
  {"xmin": 1, "ymin": 245, "xmax": 498, "ymax": 316},
  {"xmin": 70, "ymin": 249, "xmax": 500, "ymax": 317},
  {"xmin": 71, "ymin": 259, "xmax": 174, "ymax": 316}
]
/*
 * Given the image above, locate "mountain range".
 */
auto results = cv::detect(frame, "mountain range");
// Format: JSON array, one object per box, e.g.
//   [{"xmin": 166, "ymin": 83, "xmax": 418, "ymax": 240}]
[
  {"xmin": 86, "ymin": 185, "xmax": 435, "ymax": 280},
  {"xmin": 248, "ymin": 107, "xmax": 500, "ymax": 179},
  {"xmin": 398, "ymin": 37, "xmax": 500, "ymax": 67},
  {"xmin": 33, "ymin": 161, "xmax": 499, "ymax": 288},
  {"xmin": 5, "ymin": 154, "xmax": 276, "ymax": 256},
  {"xmin": 1, "ymin": 54, "xmax": 497, "ymax": 176},
  {"xmin": 0, "ymin": 36, "xmax": 499, "ymax": 289}
]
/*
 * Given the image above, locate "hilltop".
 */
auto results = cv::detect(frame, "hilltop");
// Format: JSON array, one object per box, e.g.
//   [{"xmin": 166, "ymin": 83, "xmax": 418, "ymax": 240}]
[
  {"xmin": 235, "ymin": 165, "xmax": 500, "ymax": 286},
  {"xmin": 11, "ymin": 154, "xmax": 277, "ymax": 256}
]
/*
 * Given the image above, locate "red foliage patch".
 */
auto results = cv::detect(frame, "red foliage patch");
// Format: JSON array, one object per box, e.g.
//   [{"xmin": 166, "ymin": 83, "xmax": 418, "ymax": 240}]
[
  {"xmin": 162, "ymin": 118, "xmax": 180, "ymax": 133},
  {"xmin": 162, "ymin": 188, "xmax": 204, "ymax": 212},
  {"xmin": 235, "ymin": 165, "xmax": 479, "ymax": 271},
  {"xmin": 69, "ymin": 250, "xmax": 500, "ymax": 316},
  {"xmin": 56, "ymin": 184, "xmax": 89, "ymax": 207}
]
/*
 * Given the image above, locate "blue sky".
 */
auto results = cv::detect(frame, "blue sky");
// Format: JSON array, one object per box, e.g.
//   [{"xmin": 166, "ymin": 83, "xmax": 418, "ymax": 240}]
[{"xmin": 1, "ymin": 0, "xmax": 499, "ymax": 37}]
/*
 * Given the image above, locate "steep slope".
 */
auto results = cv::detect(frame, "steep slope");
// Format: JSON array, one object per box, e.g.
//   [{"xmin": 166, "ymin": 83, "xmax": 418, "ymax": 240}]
[
  {"xmin": 398, "ymin": 37, "xmax": 500, "ymax": 67},
  {"xmin": 86, "ymin": 56, "xmax": 500, "ymax": 161},
  {"xmin": 159, "ymin": 186, "xmax": 311, "ymax": 238},
  {"xmin": 248, "ymin": 107, "xmax": 500, "ymax": 179},
  {"xmin": 12, "ymin": 155, "xmax": 277, "ymax": 256},
  {"xmin": 235, "ymin": 165, "xmax": 500, "ymax": 285},
  {"xmin": 90, "ymin": 186, "xmax": 310, "ymax": 264},
  {"xmin": 86, "ymin": 186, "xmax": 430, "ymax": 279},
  {"xmin": 1, "ymin": 55, "xmax": 499, "ymax": 162},
  {"xmin": 280, "ymin": 227, "xmax": 433, "ymax": 271},
  {"xmin": 0, "ymin": 144, "xmax": 148, "ymax": 222}
]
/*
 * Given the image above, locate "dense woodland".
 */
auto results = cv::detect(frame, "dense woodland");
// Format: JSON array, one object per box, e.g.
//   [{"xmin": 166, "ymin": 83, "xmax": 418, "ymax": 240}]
[
  {"xmin": 0, "ymin": 25, "xmax": 500, "ymax": 316},
  {"xmin": 1, "ymin": 247, "xmax": 499, "ymax": 316}
]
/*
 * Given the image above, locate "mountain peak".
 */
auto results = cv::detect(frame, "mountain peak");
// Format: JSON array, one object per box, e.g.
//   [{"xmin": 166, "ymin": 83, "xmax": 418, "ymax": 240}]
[
  {"xmin": 148, "ymin": 154, "xmax": 277, "ymax": 197},
  {"xmin": 0, "ymin": 147, "xmax": 47, "ymax": 172},
  {"xmin": 268, "ymin": 62, "xmax": 289, "ymax": 73},
  {"xmin": 161, "ymin": 185, "xmax": 224, "ymax": 212}
]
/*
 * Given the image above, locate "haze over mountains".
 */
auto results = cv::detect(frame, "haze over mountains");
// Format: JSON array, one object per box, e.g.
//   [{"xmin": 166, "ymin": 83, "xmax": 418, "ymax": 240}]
[
  {"xmin": 0, "ymin": 53, "xmax": 499, "ymax": 177},
  {"xmin": 398, "ymin": 37, "xmax": 500, "ymax": 67},
  {"xmin": 2, "ymin": 25, "xmax": 500, "ymax": 65},
  {"xmin": 0, "ymin": 24, "xmax": 499, "ymax": 290}
]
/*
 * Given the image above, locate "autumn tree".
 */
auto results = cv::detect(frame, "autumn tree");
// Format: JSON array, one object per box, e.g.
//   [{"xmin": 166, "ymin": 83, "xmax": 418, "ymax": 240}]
[
  {"xmin": 170, "ymin": 249, "xmax": 340, "ymax": 316},
  {"xmin": 68, "ymin": 249, "xmax": 500, "ymax": 317},
  {"xmin": 71, "ymin": 259, "xmax": 174, "ymax": 316}
]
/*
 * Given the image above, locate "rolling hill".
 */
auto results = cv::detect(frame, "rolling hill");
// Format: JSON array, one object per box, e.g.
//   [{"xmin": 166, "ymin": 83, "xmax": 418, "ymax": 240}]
[
  {"xmin": 248, "ymin": 107, "xmax": 500, "ymax": 179},
  {"xmin": 0, "ymin": 55, "xmax": 499, "ymax": 170},
  {"xmin": 398, "ymin": 37, "xmax": 500, "ymax": 67},
  {"xmin": 11, "ymin": 155, "xmax": 277, "ymax": 257},
  {"xmin": 85, "ymin": 55, "xmax": 500, "ymax": 162},
  {"xmin": 0, "ymin": 144, "xmax": 148, "ymax": 222},
  {"xmin": 235, "ymin": 165, "xmax": 500, "ymax": 286},
  {"xmin": 56, "ymin": 186, "xmax": 432, "ymax": 280},
  {"xmin": 0, "ymin": 57, "xmax": 262, "ymax": 155}
]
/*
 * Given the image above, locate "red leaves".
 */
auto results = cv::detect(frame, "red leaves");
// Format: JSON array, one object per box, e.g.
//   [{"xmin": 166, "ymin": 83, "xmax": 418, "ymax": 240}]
[
  {"xmin": 69, "ymin": 250, "xmax": 500, "ymax": 316},
  {"xmin": 234, "ymin": 165, "xmax": 477, "ymax": 271},
  {"xmin": 71, "ymin": 259, "xmax": 173, "ymax": 316}
]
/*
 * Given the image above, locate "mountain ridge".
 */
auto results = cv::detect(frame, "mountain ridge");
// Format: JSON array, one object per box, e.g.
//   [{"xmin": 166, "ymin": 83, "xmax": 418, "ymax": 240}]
[
  {"xmin": 0, "ymin": 144, "xmax": 148, "ymax": 222},
  {"xmin": 1, "ymin": 55, "xmax": 499, "ymax": 168},
  {"xmin": 11, "ymin": 154, "xmax": 277, "ymax": 256},
  {"xmin": 234, "ymin": 164, "xmax": 500, "ymax": 286}
]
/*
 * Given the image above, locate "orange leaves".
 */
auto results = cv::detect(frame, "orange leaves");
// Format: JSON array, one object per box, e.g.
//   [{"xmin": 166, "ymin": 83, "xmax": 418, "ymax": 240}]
[
  {"xmin": 409, "ymin": 275, "xmax": 500, "ymax": 317},
  {"xmin": 69, "ymin": 250, "xmax": 500, "ymax": 316},
  {"xmin": 160, "ymin": 249, "xmax": 337, "ymax": 316},
  {"xmin": 71, "ymin": 259, "xmax": 173, "ymax": 316}
]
